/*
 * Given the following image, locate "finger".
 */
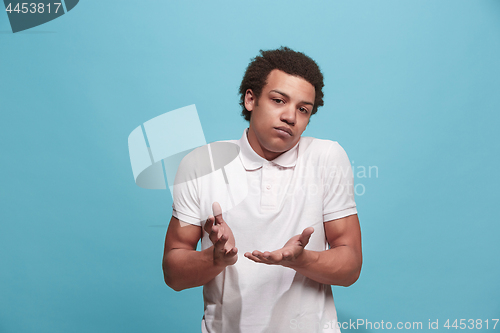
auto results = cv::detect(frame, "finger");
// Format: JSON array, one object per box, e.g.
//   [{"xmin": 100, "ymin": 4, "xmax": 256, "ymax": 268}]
[
  {"xmin": 218, "ymin": 225, "xmax": 225, "ymax": 240},
  {"xmin": 251, "ymin": 251, "xmax": 268, "ymax": 262},
  {"xmin": 269, "ymin": 251, "xmax": 284, "ymax": 262},
  {"xmin": 211, "ymin": 224, "xmax": 219, "ymax": 237},
  {"xmin": 282, "ymin": 250, "xmax": 293, "ymax": 261},
  {"xmin": 212, "ymin": 202, "xmax": 225, "ymax": 225},
  {"xmin": 214, "ymin": 225, "xmax": 226, "ymax": 242},
  {"xmin": 262, "ymin": 251, "xmax": 273, "ymax": 260},
  {"xmin": 204, "ymin": 215, "xmax": 215, "ymax": 233},
  {"xmin": 226, "ymin": 247, "xmax": 238, "ymax": 256},
  {"xmin": 244, "ymin": 252, "xmax": 264, "ymax": 263},
  {"xmin": 251, "ymin": 252, "xmax": 276, "ymax": 265},
  {"xmin": 252, "ymin": 250, "xmax": 264, "ymax": 257},
  {"xmin": 212, "ymin": 202, "xmax": 222, "ymax": 219},
  {"xmin": 223, "ymin": 239, "xmax": 235, "ymax": 253},
  {"xmin": 299, "ymin": 227, "xmax": 314, "ymax": 245},
  {"xmin": 214, "ymin": 233, "xmax": 228, "ymax": 252},
  {"xmin": 255, "ymin": 251, "xmax": 276, "ymax": 264}
]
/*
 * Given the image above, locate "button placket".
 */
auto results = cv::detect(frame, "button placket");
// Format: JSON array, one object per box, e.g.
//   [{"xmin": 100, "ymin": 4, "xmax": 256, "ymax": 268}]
[{"xmin": 261, "ymin": 162, "xmax": 277, "ymax": 209}]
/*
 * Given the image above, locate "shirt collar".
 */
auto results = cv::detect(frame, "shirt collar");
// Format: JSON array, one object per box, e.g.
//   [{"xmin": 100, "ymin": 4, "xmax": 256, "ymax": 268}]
[{"xmin": 238, "ymin": 128, "xmax": 299, "ymax": 171}]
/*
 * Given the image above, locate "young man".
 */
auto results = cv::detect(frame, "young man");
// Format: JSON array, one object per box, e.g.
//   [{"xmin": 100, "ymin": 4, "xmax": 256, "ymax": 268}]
[{"xmin": 163, "ymin": 47, "xmax": 362, "ymax": 333}]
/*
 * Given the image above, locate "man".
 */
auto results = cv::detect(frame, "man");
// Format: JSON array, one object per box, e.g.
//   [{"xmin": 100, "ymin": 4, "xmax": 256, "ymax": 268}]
[{"xmin": 163, "ymin": 47, "xmax": 362, "ymax": 333}]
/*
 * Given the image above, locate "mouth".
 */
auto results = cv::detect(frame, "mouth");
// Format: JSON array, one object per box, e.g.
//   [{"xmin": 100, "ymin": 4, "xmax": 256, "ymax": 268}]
[{"xmin": 274, "ymin": 126, "xmax": 293, "ymax": 136}]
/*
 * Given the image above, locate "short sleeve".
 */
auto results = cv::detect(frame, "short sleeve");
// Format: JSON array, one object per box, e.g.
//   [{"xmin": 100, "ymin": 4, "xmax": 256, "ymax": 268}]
[
  {"xmin": 322, "ymin": 142, "xmax": 357, "ymax": 222},
  {"xmin": 171, "ymin": 154, "xmax": 203, "ymax": 226}
]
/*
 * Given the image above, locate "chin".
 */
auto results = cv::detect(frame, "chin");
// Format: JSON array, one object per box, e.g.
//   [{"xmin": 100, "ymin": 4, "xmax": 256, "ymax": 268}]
[{"xmin": 266, "ymin": 142, "xmax": 292, "ymax": 154}]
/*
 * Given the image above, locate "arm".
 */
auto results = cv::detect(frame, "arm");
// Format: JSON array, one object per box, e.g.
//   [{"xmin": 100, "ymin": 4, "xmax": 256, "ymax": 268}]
[
  {"xmin": 162, "ymin": 213, "xmax": 238, "ymax": 291},
  {"xmin": 244, "ymin": 214, "xmax": 362, "ymax": 287}
]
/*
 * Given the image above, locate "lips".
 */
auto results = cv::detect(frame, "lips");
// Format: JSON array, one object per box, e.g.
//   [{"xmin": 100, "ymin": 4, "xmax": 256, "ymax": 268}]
[{"xmin": 274, "ymin": 126, "xmax": 293, "ymax": 136}]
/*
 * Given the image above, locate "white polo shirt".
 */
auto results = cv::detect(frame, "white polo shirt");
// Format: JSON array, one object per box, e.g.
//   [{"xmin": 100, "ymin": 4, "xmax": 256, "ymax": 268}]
[{"xmin": 172, "ymin": 129, "xmax": 357, "ymax": 333}]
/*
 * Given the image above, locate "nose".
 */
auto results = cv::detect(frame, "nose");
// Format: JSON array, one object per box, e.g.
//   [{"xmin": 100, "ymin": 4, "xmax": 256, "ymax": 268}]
[{"xmin": 280, "ymin": 105, "xmax": 296, "ymax": 126}]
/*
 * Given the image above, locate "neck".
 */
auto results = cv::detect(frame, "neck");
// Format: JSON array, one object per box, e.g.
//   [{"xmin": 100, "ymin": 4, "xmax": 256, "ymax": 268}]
[{"xmin": 246, "ymin": 127, "xmax": 282, "ymax": 161}]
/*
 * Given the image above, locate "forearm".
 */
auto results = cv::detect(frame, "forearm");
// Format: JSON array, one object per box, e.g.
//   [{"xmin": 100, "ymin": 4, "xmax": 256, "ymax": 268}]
[
  {"xmin": 163, "ymin": 246, "xmax": 224, "ymax": 291},
  {"xmin": 292, "ymin": 245, "xmax": 362, "ymax": 286}
]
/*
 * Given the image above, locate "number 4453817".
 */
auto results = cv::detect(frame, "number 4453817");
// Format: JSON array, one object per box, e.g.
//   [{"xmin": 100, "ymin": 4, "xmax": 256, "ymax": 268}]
[
  {"xmin": 5, "ymin": 3, "xmax": 62, "ymax": 14},
  {"xmin": 444, "ymin": 319, "xmax": 499, "ymax": 330}
]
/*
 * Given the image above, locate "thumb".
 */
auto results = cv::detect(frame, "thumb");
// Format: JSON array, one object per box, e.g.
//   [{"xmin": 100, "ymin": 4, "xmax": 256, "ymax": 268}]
[
  {"xmin": 299, "ymin": 227, "xmax": 314, "ymax": 246},
  {"xmin": 212, "ymin": 202, "xmax": 224, "ymax": 225}
]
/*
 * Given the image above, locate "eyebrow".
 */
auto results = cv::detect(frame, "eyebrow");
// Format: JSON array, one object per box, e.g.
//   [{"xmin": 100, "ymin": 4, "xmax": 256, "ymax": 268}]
[{"xmin": 269, "ymin": 89, "xmax": 314, "ymax": 106}]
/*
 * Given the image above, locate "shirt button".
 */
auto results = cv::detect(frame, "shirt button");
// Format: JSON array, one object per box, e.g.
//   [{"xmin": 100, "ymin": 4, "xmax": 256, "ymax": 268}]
[{"xmin": 266, "ymin": 184, "xmax": 271, "ymax": 190}]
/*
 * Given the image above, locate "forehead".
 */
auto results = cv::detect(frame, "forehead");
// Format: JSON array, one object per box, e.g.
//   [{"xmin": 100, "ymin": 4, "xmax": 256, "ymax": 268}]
[{"xmin": 263, "ymin": 69, "xmax": 315, "ymax": 101}]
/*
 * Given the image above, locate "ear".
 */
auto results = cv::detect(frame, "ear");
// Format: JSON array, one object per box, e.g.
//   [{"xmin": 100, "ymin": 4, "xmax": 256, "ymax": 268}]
[{"xmin": 244, "ymin": 89, "xmax": 255, "ymax": 112}]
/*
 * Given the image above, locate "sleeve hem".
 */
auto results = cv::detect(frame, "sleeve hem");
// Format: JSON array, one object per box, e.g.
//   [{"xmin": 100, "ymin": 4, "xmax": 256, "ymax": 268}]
[
  {"xmin": 323, "ymin": 206, "xmax": 357, "ymax": 222},
  {"xmin": 172, "ymin": 209, "xmax": 202, "ymax": 226}
]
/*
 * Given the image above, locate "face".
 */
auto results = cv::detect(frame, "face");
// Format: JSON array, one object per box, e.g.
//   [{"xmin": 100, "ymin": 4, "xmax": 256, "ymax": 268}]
[{"xmin": 245, "ymin": 69, "xmax": 315, "ymax": 160}]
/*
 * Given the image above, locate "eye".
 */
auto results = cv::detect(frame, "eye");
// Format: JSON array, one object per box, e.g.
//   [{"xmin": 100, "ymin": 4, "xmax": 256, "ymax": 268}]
[
  {"xmin": 299, "ymin": 107, "xmax": 309, "ymax": 114},
  {"xmin": 273, "ymin": 98, "xmax": 284, "ymax": 104}
]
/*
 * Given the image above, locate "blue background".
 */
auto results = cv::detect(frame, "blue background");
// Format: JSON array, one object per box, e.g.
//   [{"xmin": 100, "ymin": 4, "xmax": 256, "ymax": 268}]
[{"xmin": 1, "ymin": 1, "xmax": 499, "ymax": 332}]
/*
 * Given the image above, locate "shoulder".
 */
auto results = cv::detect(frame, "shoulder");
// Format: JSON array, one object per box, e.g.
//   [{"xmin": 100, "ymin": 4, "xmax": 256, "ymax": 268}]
[{"xmin": 298, "ymin": 137, "xmax": 349, "ymax": 162}]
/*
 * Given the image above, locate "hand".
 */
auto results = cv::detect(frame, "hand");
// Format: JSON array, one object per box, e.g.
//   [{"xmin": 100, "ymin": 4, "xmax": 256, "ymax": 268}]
[
  {"xmin": 244, "ymin": 227, "xmax": 314, "ymax": 268},
  {"xmin": 204, "ymin": 202, "xmax": 238, "ymax": 266}
]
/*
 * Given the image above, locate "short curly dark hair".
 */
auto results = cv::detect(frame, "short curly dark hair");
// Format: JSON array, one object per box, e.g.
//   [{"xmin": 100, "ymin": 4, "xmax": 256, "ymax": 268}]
[{"xmin": 239, "ymin": 47, "xmax": 324, "ymax": 121}]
